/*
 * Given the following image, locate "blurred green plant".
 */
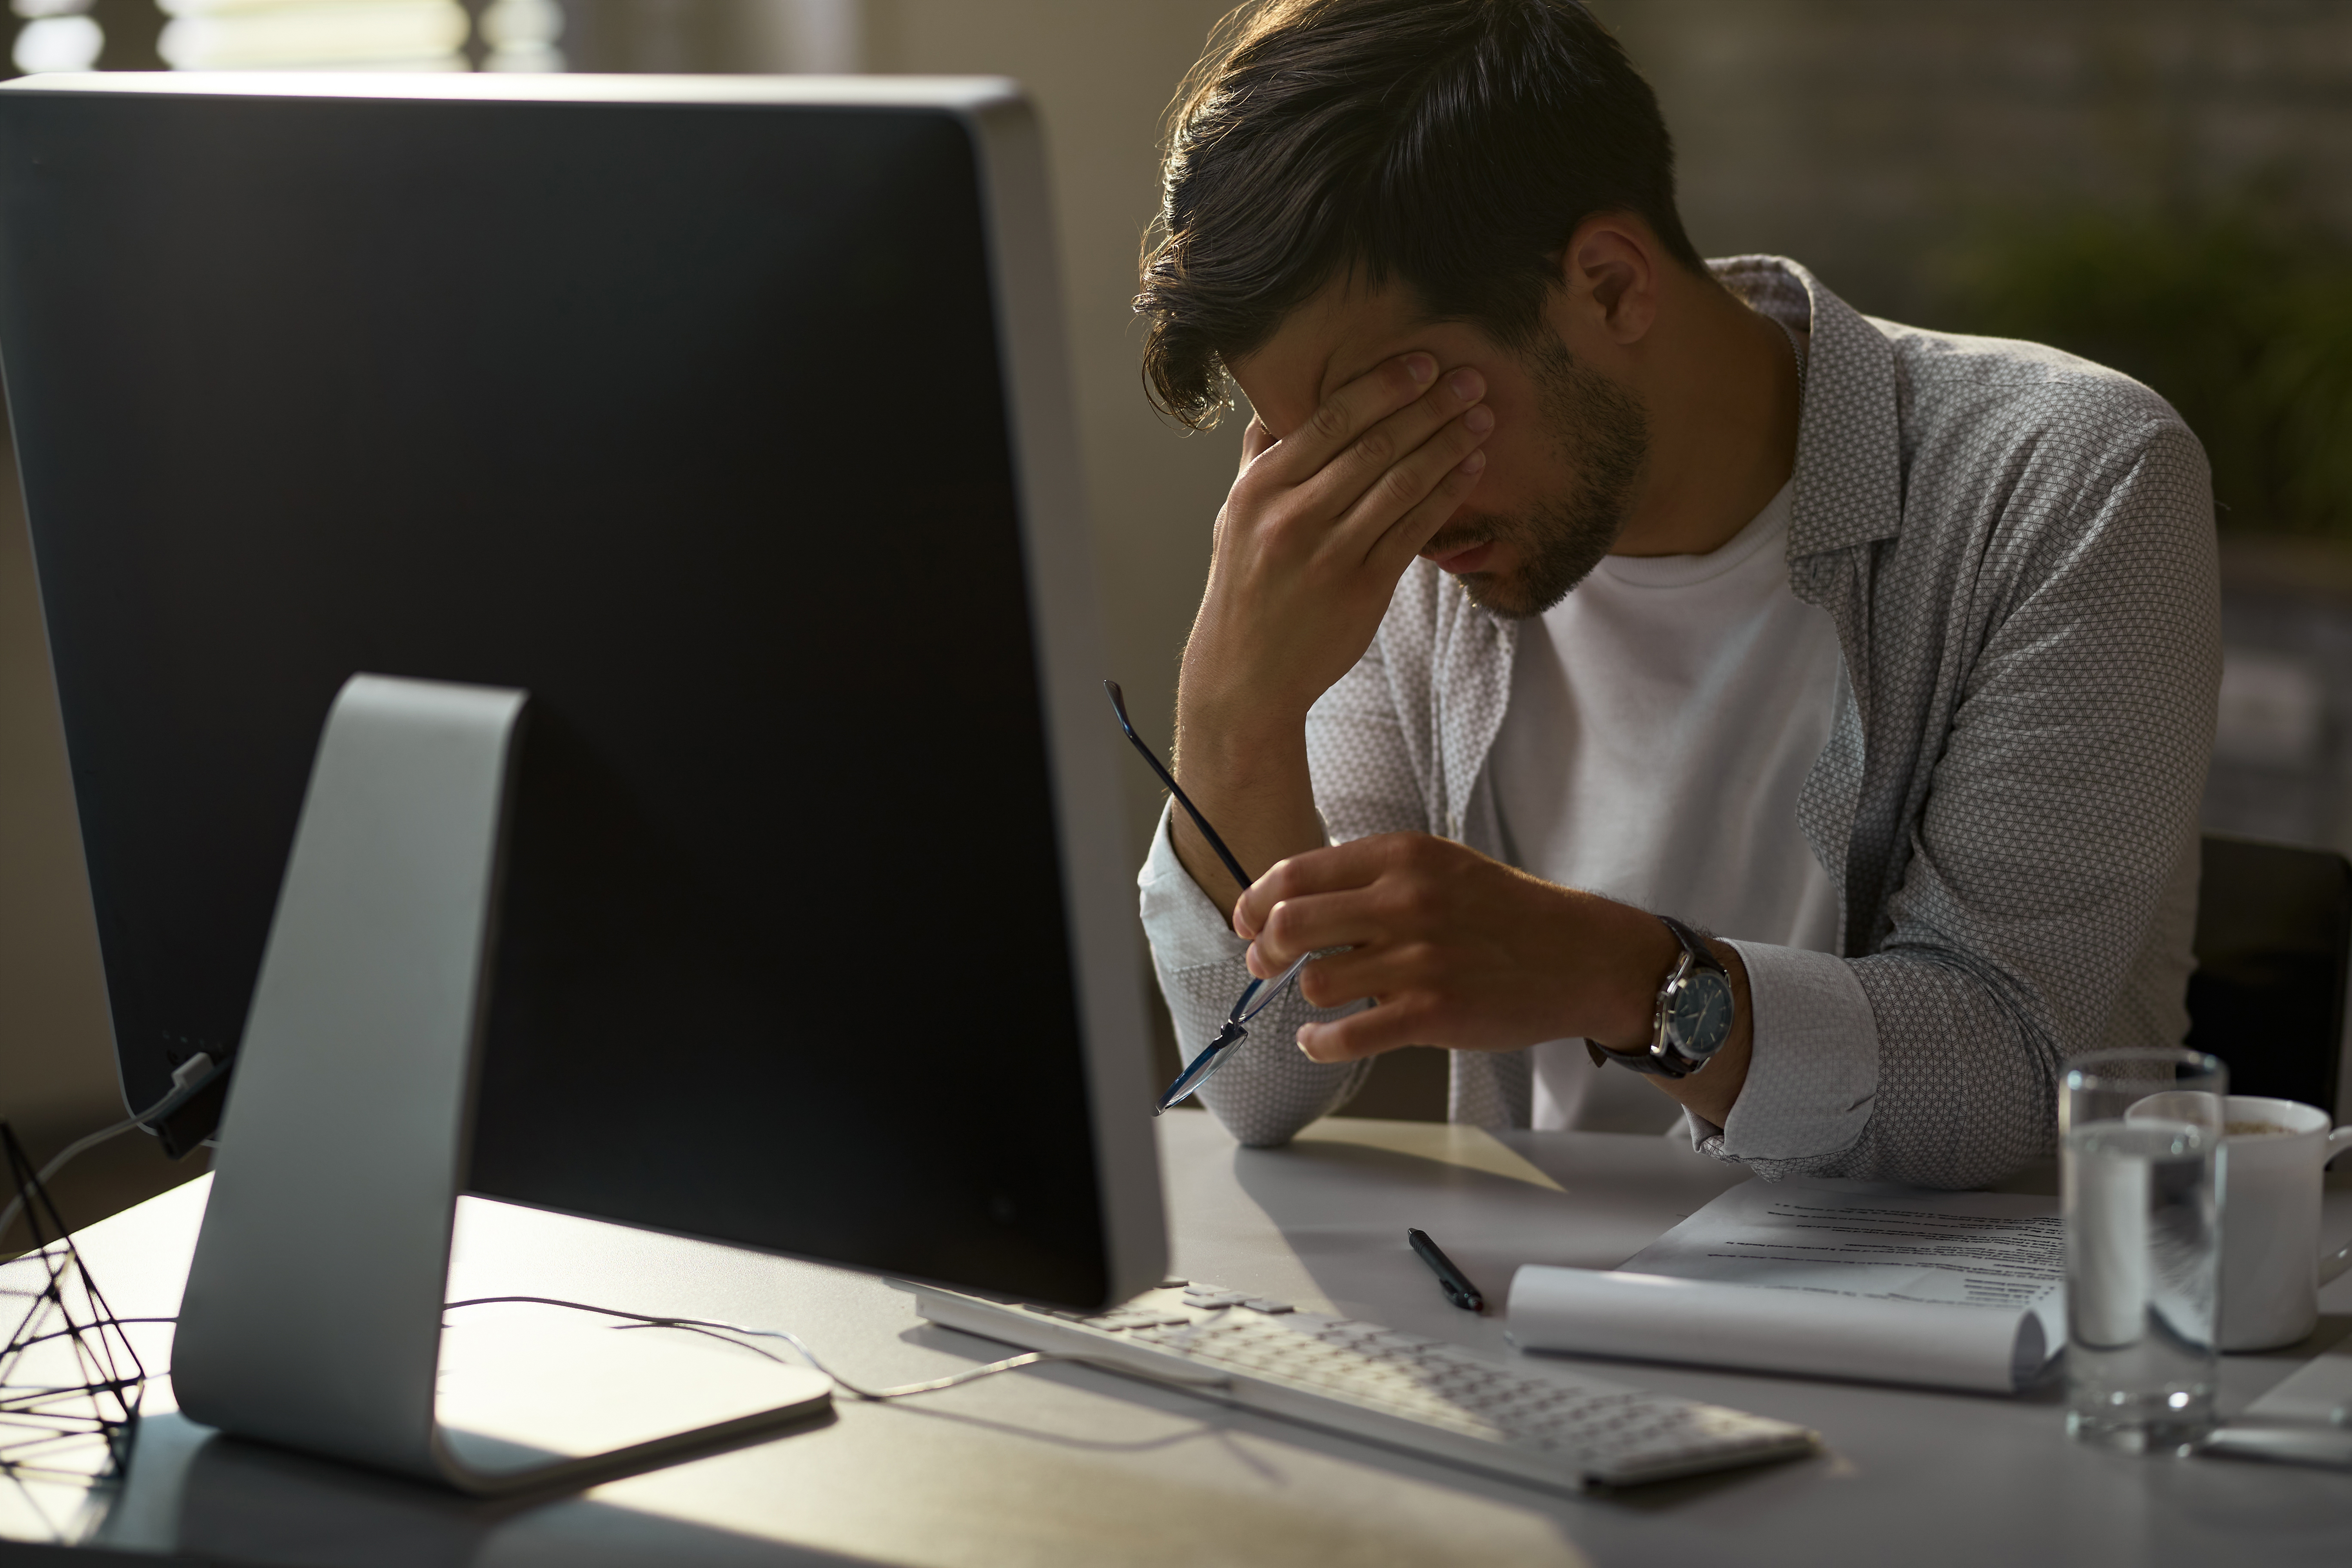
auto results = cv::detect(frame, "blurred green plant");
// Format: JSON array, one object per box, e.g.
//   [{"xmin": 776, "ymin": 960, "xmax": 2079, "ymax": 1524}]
[{"xmin": 1941, "ymin": 207, "xmax": 2352, "ymax": 537}]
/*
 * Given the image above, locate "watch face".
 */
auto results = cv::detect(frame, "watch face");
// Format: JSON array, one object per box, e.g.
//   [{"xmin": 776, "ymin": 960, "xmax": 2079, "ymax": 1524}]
[{"xmin": 1666, "ymin": 970, "xmax": 1735, "ymax": 1059}]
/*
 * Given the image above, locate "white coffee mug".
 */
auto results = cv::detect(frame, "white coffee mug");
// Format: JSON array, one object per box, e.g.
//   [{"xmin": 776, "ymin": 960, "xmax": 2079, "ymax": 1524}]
[{"xmin": 2214, "ymin": 1096, "xmax": 2352, "ymax": 1352}]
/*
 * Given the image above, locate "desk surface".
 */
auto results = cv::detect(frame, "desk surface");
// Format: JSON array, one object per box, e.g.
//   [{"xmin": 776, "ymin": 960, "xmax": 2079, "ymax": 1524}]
[{"xmin": 13, "ymin": 1112, "xmax": 2352, "ymax": 1568}]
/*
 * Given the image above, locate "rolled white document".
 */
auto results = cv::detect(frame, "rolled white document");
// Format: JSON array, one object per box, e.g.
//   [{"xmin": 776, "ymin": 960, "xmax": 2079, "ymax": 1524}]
[{"xmin": 1506, "ymin": 1265, "xmax": 2050, "ymax": 1394}]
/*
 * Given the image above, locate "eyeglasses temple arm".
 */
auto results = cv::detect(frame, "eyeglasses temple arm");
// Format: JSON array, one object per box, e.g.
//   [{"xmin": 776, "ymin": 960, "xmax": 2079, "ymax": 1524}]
[{"xmin": 1103, "ymin": 680, "xmax": 1255, "ymax": 897}]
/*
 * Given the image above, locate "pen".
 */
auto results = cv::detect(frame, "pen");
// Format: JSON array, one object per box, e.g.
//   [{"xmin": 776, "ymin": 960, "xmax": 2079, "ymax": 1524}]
[{"xmin": 1406, "ymin": 1227, "xmax": 1485, "ymax": 1314}]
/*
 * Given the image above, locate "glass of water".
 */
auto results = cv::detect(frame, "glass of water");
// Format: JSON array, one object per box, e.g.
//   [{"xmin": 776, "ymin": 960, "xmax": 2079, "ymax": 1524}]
[{"xmin": 2061, "ymin": 1047, "xmax": 2227, "ymax": 1454}]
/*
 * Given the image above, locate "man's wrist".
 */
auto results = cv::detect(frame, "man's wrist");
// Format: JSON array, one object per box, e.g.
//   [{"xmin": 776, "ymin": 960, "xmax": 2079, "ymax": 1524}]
[
  {"xmin": 1161, "ymin": 698, "xmax": 1320, "ymax": 917},
  {"xmin": 1581, "ymin": 906, "xmax": 1681, "ymax": 1052},
  {"xmin": 1174, "ymin": 693, "xmax": 1310, "ymax": 767}
]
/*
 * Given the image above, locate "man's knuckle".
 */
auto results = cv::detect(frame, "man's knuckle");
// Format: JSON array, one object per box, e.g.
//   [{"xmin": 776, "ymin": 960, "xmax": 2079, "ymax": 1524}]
[
  {"xmin": 1305, "ymin": 401, "xmax": 1351, "ymax": 444},
  {"xmin": 1378, "ymin": 466, "xmax": 1424, "ymax": 507}
]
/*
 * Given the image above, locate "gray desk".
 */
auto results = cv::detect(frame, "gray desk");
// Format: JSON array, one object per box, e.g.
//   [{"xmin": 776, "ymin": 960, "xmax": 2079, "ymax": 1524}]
[{"xmin": 13, "ymin": 1112, "xmax": 2352, "ymax": 1567}]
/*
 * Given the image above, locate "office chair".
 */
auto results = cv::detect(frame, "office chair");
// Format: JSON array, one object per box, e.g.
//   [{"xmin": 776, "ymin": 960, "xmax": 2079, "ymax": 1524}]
[{"xmin": 2184, "ymin": 833, "xmax": 2352, "ymax": 1114}]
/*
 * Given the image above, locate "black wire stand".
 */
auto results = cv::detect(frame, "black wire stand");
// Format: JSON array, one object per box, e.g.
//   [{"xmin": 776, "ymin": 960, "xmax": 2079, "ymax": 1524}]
[{"xmin": 0, "ymin": 1121, "xmax": 143, "ymax": 1528}]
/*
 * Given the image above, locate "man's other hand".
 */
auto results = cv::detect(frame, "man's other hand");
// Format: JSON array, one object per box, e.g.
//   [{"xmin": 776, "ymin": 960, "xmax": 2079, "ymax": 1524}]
[{"xmin": 1230, "ymin": 833, "xmax": 1755, "ymax": 1124}]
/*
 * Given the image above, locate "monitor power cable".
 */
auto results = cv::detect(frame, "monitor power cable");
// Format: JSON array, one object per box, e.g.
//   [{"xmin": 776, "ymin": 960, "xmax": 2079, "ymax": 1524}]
[{"xmin": 0, "ymin": 1052, "xmax": 229, "ymax": 1246}]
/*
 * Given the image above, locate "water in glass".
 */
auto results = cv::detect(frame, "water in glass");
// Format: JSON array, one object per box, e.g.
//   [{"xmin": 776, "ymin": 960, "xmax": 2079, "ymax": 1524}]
[{"xmin": 2063, "ymin": 1116, "xmax": 2221, "ymax": 1452}]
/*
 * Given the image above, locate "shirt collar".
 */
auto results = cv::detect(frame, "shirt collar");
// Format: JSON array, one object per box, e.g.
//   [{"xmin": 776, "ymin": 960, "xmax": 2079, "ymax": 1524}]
[{"xmin": 1710, "ymin": 255, "xmax": 1904, "ymax": 560}]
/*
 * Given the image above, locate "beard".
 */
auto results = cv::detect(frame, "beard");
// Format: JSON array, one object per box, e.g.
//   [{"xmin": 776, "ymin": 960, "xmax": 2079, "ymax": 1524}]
[{"xmin": 1421, "ymin": 334, "xmax": 1649, "ymax": 620}]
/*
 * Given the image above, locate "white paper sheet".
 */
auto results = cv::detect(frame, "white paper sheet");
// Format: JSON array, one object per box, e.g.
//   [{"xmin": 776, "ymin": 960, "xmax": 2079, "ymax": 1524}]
[{"xmin": 1507, "ymin": 1179, "xmax": 2063, "ymax": 1393}]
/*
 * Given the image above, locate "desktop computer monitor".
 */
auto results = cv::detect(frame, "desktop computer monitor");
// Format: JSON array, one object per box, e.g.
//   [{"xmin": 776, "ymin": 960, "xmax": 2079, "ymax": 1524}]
[{"xmin": 0, "ymin": 76, "xmax": 1165, "ymax": 1318}]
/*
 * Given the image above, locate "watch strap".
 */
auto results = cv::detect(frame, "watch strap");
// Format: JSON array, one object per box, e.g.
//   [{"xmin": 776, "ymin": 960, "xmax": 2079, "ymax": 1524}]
[
  {"xmin": 1585, "ymin": 1037, "xmax": 1694, "ymax": 1078},
  {"xmin": 1658, "ymin": 914, "xmax": 1726, "ymax": 978}
]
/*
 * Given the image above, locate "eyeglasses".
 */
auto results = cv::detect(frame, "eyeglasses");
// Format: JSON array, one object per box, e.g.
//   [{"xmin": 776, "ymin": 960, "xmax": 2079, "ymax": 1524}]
[{"xmin": 1105, "ymin": 681, "xmax": 1312, "ymax": 1115}]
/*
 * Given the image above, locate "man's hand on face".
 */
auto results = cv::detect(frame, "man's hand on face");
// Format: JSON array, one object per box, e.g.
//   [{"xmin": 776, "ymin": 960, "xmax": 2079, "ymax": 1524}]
[
  {"xmin": 1167, "ymin": 353, "xmax": 1492, "ymax": 911},
  {"xmin": 1230, "ymin": 833, "xmax": 1756, "ymax": 1125},
  {"xmin": 1181, "ymin": 352, "xmax": 1491, "ymax": 743}
]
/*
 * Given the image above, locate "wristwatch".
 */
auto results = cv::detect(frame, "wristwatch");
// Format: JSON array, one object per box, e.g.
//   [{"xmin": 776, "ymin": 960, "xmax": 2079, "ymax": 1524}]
[{"xmin": 1585, "ymin": 915, "xmax": 1735, "ymax": 1079}]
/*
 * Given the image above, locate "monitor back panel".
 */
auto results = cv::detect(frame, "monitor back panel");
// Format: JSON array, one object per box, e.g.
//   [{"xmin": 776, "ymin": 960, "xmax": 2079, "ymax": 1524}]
[{"xmin": 0, "ymin": 84, "xmax": 1115, "ymax": 1305}]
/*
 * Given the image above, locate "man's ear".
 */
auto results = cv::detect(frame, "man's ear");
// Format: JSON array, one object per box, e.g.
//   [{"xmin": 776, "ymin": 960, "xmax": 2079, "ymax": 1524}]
[{"xmin": 1555, "ymin": 214, "xmax": 1660, "ymax": 347}]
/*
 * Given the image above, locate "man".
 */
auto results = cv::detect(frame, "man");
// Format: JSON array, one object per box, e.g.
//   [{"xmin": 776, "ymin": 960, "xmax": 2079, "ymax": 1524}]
[{"xmin": 1131, "ymin": 0, "xmax": 2218, "ymax": 1189}]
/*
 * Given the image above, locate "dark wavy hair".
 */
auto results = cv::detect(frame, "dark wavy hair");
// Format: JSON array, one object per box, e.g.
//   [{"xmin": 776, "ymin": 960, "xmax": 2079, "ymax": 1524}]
[{"xmin": 1137, "ymin": 0, "xmax": 1702, "ymax": 428}]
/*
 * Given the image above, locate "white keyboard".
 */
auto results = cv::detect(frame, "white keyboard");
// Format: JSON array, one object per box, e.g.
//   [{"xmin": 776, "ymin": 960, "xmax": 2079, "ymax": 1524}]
[{"xmin": 914, "ymin": 1279, "xmax": 1815, "ymax": 1492}]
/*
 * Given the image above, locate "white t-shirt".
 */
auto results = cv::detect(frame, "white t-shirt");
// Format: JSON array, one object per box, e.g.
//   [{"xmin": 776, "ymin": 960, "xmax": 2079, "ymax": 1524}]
[{"xmin": 1487, "ymin": 480, "xmax": 1843, "ymax": 1134}]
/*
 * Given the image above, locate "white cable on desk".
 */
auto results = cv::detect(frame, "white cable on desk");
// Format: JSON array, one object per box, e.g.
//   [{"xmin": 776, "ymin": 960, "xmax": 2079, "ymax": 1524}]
[{"xmin": 441, "ymin": 1295, "xmax": 1231, "ymax": 1399}]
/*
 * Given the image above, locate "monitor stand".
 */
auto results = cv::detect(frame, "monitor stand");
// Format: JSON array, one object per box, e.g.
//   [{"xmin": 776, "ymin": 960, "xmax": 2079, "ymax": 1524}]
[{"xmin": 168, "ymin": 675, "xmax": 831, "ymax": 1495}]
